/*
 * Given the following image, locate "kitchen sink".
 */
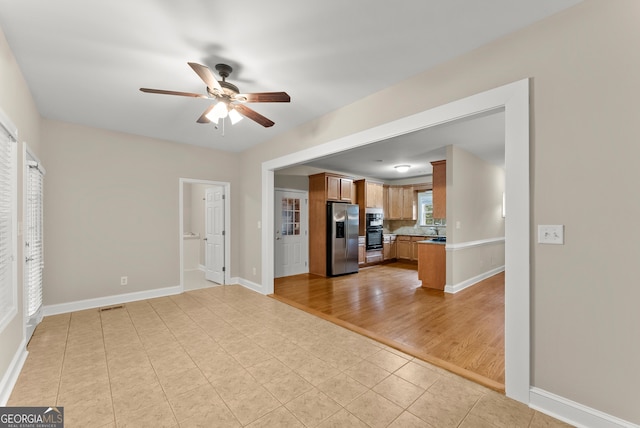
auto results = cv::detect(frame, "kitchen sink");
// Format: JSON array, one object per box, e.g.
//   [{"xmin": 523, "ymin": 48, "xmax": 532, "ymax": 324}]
[{"xmin": 430, "ymin": 237, "xmax": 446, "ymax": 242}]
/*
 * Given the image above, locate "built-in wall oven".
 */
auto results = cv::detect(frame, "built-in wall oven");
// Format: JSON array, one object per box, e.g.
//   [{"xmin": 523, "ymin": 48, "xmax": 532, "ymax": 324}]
[{"xmin": 365, "ymin": 209, "xmax": 383, "ymax": 250}]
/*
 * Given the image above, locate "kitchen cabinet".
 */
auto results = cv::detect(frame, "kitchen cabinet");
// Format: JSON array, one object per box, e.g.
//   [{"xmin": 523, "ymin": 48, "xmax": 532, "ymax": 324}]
[
  {"xmin": 355, "ymin": 179, "xmax": 384, "ymax": 234},
  {"xmin": 396, "ymin": 236, "xmax": 411, "ymax": 260},
  {"xmin": 358, "ymin": 236, "xmax": 365, "ymax": 265},
  {"xmin": 418, "ymin": 241, "xmax": 446, "ymax": 290},
  {"xmin": 396, "ymin": 235, "xmax": 424, "ymax": 261},
  {"xmin": 431, "ymin": 160, "xmax": 446, "ymax": 219},
  {"xmin": 383, "ymin": 235, "xmax": 396, "ymax": 260},
  {"xmin": 308, "ymin": 172, "xmax": 355, "ymax": 276},
  {"xmin": 411, "ymin": 236, "xmax": 422, "ymax": 260},
  {"xmin": 385, "ymin": 185, "xmax": 416, "ymax": 220},
  {"xmin": 365, "ymin": 181, "xmax": 384, "ymax": 208},
  {"xmin": 326, "ymin": 174, "xmax": 353, "ymax": 202}
]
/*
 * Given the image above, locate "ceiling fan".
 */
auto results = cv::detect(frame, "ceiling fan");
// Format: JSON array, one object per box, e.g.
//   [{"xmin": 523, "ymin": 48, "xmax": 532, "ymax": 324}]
[{"xmin": 140, "ymin": 62, "xmax": 290, "ymax": 128}]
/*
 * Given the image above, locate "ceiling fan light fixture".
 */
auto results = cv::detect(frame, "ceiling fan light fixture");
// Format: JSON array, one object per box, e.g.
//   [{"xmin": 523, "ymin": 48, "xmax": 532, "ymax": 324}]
[
  {"xmin": 205, "ymin": 101, "xmax": 228, "ymax": 122},
  {"xmin": 394, "ymin": 164, "xmax": 411, "ymax": 173},
  {"xmin": 228, "ymin": 108, "xmax": 243, "ymax": 125}
]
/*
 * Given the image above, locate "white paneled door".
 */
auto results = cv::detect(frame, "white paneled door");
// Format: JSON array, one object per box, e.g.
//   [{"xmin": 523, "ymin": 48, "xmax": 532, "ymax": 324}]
[
  {"xmin": 274, "ymin": 190, "xmax": 308, "ymax": 278},
  {"xmin": 205, "ymin": 186, "xmax": 225, "ymax": 284}
]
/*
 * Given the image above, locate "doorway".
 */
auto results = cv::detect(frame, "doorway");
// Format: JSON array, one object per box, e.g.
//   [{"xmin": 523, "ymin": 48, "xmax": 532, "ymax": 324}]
[
  {"xmin": 261, "ymin": 80, "xmax": 530, "ymax": 403},
  {"xmin": 180, "ymin": 179, "xmax": 231, "ymax": 291}
]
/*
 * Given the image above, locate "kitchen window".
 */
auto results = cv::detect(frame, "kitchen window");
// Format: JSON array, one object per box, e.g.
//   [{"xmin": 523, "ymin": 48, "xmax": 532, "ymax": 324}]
[{"xmin": 418, "ymin": 191, "xmax": 433, "ymax": 226}]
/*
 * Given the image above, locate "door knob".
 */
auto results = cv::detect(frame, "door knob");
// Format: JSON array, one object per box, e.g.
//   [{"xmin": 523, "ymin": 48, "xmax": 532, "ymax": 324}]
[{"xmin": 203, "ymin": 237, "xmax": 208, "ymax": 241}]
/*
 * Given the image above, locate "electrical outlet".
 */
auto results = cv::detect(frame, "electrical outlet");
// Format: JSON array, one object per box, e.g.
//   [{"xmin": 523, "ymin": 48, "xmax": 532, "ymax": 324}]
[
  {"xmin": 252, "ymin": 267, "xmax": 256, "ymax": 275},
  {"xmin": 120, "ymin": 276, "xmax": 128, "ymax": 286}
]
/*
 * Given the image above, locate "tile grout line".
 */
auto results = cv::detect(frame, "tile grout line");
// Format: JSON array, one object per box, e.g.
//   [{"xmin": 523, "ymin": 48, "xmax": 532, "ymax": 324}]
[
  {"xmin": 100, "ymin": 308, "xmax": 120, "ymax": 427},
  {"xmin": 54, "ymin": 315, "xmax": 71, "ymax": 410}
]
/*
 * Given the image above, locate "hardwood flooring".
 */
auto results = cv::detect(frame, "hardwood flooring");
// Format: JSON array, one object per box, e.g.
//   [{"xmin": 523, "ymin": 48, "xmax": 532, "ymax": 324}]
[{"xmin": 272, "ymin": 261, "xmax": 505, "ymax": 392}]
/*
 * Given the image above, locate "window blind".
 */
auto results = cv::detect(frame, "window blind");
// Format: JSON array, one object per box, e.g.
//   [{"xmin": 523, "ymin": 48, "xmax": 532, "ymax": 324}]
[
  {"xmin": 0, "ymin": 118, "xmax": 17, "ymax": 332},
  {"xmin": 26, "ymin": 160, "xmax": 44, "ymax": 318}
]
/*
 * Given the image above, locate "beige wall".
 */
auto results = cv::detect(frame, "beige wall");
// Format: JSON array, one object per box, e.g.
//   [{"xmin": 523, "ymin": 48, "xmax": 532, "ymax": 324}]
[
  {"xmin": 0, "ymin": 27, "xmax": 42, "ymax": 399},
  {"xmin": 447, "ymin": 145, "xmax": 505, "ymax": 243},
  {"xmin": 447, "ymin": 145, "xmax": 505, "ymax": 286},
  {"xmin": 240, "ymin": 1, "xmax": 640, "ymax": 423},
  {"xmin": 40, "ymin": 120, "xmax": 241, "ymax": 305}
]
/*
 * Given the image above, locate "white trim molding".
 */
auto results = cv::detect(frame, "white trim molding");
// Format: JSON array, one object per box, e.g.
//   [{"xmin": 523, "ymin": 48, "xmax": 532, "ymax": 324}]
[
  {"xmin": 445, "ymin": 236, "xmax": 505, "ymax": 251},
  {"xmin": 530, "ymin": 387, "xmax": 640, "ymax": 428},
  {"xmin": 42, "ymin": 285, "xmax": 182, "ymax": 316},
  {"xmin": 235, "ymin": 277, "xmax": 263, "ymax": 294},
  {"xmin": 445, "ymin": 265, "xmax": 505, "ymax": 294},
  {"xmin": 0, "ymin": 339, "xmax": 27, "ymax": 406}
]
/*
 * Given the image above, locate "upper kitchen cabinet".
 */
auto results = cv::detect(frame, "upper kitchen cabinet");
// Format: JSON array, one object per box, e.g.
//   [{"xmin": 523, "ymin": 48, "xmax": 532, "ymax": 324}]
[
  {"xmin": 386, "ymin": 185, "xmax": 416, "ymax": 220},
  {"xmin": 355, "ymin": 180, "xmax": 383, "ymax": 209},
  {"xmin": 313, "ymin": 173, "xmax": 354, "ymax": 202},
  {"xmin": 431, "ymin": 160, "xmax": 446, "ymax": 219}
]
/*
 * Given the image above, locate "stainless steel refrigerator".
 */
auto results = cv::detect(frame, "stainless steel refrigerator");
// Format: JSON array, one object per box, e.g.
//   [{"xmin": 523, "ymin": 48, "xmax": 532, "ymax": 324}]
[{"xmin": 327, "ymin": 202, "xmax": 359, "ymax": 276}]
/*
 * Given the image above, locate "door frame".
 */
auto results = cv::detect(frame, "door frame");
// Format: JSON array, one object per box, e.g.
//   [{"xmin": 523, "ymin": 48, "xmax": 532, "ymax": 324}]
[
  {"xmin": 260, "ymin": 79, "xmax": 530, "ymax": 403},
  {"xmin": 179, "ymin": 178, "xmax": 231, "ymax": 289},
  {"xmin": 274, "ymin": 188, "xmax": 309, "ymax": 278}
]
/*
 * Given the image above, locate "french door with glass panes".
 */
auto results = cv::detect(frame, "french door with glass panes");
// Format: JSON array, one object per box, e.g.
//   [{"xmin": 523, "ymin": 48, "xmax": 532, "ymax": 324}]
[
  {"xmin": 274, "ymin": 190, "xmax": 308, "ymax": 278},
  {"xmin": 25, "ymin": 152, "xmax": 44, "ymax": 341}
]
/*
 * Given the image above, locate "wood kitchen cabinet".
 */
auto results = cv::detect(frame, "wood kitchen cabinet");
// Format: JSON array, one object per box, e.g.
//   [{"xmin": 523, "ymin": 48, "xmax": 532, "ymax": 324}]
[
  {"xmin": 385, "ymin": 185, "xmax": 416, "ymax": 220},
  {"xmin": 365, "ymin": 181, "xmax": 384, "ymax": 208},
  {"xmin": 431, "ymin": 160, "xmax": 446, "ymax": 219},
  {"xmin": 418, "ymin": 242, "xmax": 446, "ymax": 290},
  {"xmin": 308, "ymin": 172, "xmax": 355, "ymax": 276},
  {"xmin": 383, "ymin": 235, "xmax": 397, "ymax": 260},
  {"xmin": 411, "ymin": 236, "xmax": 422, "ymax": 260},
  {"xmin": 326, "ymin": 174, "xmax": 353, "ymax": 202},
  {"xmin": 358, "ymin": 236, "xmax": 366, "ymax": 265},
  {"xmin": 396, "ymin": 236, "xmax": 412, "ymax": 260},
  {"xmin": 396, "ymin": 235, "xmax": 424, "ymax": 261},
  {"xmin": 355, "ymin": 179, "xmax": 384, "ymax": 234}
]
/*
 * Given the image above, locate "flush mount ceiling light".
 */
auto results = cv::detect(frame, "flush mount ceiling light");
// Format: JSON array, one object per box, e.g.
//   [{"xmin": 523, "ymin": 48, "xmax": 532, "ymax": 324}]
[{"xmin": 394, "ymin": 165, "xmax": 411, "ymax": 173}]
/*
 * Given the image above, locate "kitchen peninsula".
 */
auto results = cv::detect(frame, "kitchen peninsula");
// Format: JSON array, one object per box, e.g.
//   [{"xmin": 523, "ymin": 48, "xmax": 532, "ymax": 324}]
[{"xmin": 417, "ymin": 239, "xmax": 446, "ymax": 290}]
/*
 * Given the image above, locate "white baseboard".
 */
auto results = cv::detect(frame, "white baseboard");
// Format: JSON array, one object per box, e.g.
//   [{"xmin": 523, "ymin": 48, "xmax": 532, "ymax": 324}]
[
  {"xmin": 42, "ymin": 285, "xmax": 183, "ymax": 316},
  {"xmin": 198, "ymin": 264, "xmax": 206, "ymax": 272},
  {"xmin": 530, "ymin": 387, "xmax": 639, "ymax": 428},
  {"xmin": 0, "ymin": 340, "xmax": 27, "ymax": 406},
  {"xmin": 444, "ymin": 265, "xmax": 505, "ymax": 294},
  {"xmin": 233, "ymin": 277, "xmax": 263, "ymax": 294}
]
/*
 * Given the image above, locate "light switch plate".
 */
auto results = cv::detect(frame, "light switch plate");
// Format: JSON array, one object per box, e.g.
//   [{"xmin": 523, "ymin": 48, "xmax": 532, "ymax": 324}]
[{"xmin": 538, "ymin": 225, "xmax": 564, "ymax": 244}]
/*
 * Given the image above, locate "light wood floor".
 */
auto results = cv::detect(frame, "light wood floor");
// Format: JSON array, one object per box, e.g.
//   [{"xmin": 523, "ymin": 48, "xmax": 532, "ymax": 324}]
[{"xmin": 273, "ymin": 261, "xmax": 505, "ymax": 392}]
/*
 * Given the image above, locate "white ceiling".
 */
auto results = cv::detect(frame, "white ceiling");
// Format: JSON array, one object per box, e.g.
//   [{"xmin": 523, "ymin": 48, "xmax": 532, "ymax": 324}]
[
  {"xmin": 0, "ymin": 1, "xmax": 580, "ymax": 153},
  {"xmin": 300, "ymin": 109, "xmax": 506, "ymax": 180}
]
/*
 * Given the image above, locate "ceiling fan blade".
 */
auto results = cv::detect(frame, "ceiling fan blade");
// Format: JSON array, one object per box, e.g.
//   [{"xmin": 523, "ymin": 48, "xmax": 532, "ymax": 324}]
[
  {"xmin": 233, "ymin": 104, "xmax": 275, "ymax": 128},
  {"xmin": 140, "ymin": 88, "xmax": 208, "ymax": 98},
  {"xmin": 236, "ymin": 92, "xmax": 291, "ymax": 103},
  {"xmin": 196, "ymin": 105, "xmax": 215, "ymax": 124},
  {"xmin": 188, "ymin": 62, "xmax": 222, "ymax": 92}
]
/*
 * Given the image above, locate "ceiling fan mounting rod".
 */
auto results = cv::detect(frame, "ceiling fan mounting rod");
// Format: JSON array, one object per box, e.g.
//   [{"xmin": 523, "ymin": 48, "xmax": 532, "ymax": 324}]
[{"xmin": 215, "ymin": 63, "xmax": 233, "ymax": 82}]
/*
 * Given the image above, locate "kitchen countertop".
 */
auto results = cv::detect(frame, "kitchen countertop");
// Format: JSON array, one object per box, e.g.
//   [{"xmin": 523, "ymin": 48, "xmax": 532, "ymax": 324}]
[
  {"xmin": 385, "ymin": 233, "xmax": 444, "ymax": 238},
  {"xmin": 417, "ymin": 239, "xmax": 446, "ymax": 245}
]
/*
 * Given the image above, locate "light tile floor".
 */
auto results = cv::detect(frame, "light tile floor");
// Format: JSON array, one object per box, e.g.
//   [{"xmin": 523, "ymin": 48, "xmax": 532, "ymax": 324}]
[{"xmin": 8, "ymin": 285, "xmax": 573, "ymax": 427}]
